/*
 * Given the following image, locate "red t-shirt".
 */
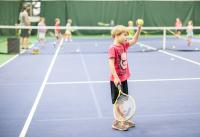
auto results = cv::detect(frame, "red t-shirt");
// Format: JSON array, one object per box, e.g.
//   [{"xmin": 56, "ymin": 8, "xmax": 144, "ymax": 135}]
[
  {"xmin": 175, "ymin": 21, "xmax": 182, "ymax": 29},
  {"xmin": 55, "ymin": 23, "xmax": 60, "ymax": 33},
  {"xmin": 108, "ymin": 41, "xmax": 130, "ymax": 82}
]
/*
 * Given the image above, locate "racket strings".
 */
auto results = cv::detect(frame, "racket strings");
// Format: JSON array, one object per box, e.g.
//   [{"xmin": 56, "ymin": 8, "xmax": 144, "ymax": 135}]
[
  {"xmin": 114, "ymin": 95, "xmax": 135, "ymax": 121},
  {"xmin": 117, "ymin": 95, "xmax": 129, "ymax": 103}
]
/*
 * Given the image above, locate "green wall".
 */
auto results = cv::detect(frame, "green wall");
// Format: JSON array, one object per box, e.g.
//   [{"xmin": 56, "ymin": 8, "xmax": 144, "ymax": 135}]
[
  {"xmin": 0, "ymin": 1, "xmax": 200, "ymax": 35},
  {"xmin": 41, "ymin": 1, "xmax": 200, "ymax": 26},
  {"xmin": 0, "ymin": 1, "xmax": 21, "ymax": 35}
]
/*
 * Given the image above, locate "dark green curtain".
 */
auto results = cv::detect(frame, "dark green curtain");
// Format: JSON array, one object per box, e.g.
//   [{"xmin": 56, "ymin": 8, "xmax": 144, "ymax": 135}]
[
  {"xmin": 0, "ymin": 1, "xmax": 200, "ymax": 35},
  {"xmin": 41, "ymin": 1, "xmax": 200, "ymax": 27},
  {"xmin": 0, "ymin": 1, "xmax": 21, "ymax": 35},
  {"xmin": 40, "ymin": 1, "xmax": 67, "ymax": 26},
  {"xmin": 65, "ymin": 1, "xmax": 144, "ymax": 26},
  {"xmin": 194, "ymin": 3, "xmax": 200, "ymax": 26}
]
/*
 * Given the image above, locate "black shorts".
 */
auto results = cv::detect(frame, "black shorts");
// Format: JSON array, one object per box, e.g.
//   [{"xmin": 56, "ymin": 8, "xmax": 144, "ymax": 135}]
[
  {"xmin": 20, "ymin": 29, "xmax": 29, "ymax": 37},
  {"xmin": 110, "ymin": 80, "xmax": 128, "ymax": 104}
]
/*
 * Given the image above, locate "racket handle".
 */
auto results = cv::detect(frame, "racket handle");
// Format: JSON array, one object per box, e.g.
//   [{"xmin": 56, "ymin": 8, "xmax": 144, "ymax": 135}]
[{"xmin": 117, "ymin": 83, "xmax": 122, "ymax": 91}]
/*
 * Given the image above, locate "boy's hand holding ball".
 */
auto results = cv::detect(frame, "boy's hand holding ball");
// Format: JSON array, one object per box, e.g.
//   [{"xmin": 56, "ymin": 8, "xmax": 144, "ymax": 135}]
[{"xmin": 136, "ymin": 19, "xmax": 144, "ymax": 27}]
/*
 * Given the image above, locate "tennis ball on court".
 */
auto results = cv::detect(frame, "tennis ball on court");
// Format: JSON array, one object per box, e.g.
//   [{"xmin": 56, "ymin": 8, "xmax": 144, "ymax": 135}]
[{"xmin": 136, "ymin": 19, "xmax": 144, "ymax": 26}]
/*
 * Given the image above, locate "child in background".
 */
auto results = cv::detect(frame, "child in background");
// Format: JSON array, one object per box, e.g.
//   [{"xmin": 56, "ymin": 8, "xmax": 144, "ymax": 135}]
[
  {"xmin": 53, "ymin": 18, "xmax": 62, "ymax": 46},
  {"xmin": 64, "ymin": 19, "xmax": 73, "ymax": 41},
  {"xmin": 175, "ymin": 18, "xmax": 182, "ymax": 37},
  {"xmin": 32, "ymin": 17, "xmax": 46, "ymax": 54},
  {"xmin": 128, "ymin": 20, "xmax": 134, "ymax": 38},
  {"xmin": 38, "ymin": 17, "xmax": 46, "ymax": 46},
  {"xmin": 20, "ymin": 5, "xmax": 31, "ymax": 50},
  {"xmin": 110, "ymin": 20, "xmax": 115, "ymax": 27},
  {"xmin": 108, "ymin": 22, "xmax": 141, "ymax": 131},
  {"xmin": 186, "ymin": 20, "xmax": 193, "ymax": 46}
]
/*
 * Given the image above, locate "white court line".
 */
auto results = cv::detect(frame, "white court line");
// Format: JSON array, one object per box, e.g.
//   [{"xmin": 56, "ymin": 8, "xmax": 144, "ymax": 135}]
[
  {"xmin": 19, "ymin": 39, "xmax": 64, "ymax": 137},
  {"xmin": 167, "ymin": 29, "xmax": 200, "ymax": 44},
  {"xmin": 138, "ymin": 42, "xmax": 200, "ymax": 66},
  {"xmin": 0, "ymin": 44, "xmax": 34, "ymax": 68},
  {"xmin": 79, "ymin": 53, "xmax": 103, "ymax": 118},
  {"xmin": 46, "ymin": 77, "xmax": 200, "ymax": 85},
  {"xmin": 0, "ymin": 54, "xmax": 20, "ymax": 68},
  {"xmin": 160, "ymin": 50, "xmax": 200, "ymax": 66},
  {"xmin": 35, "ymin": 112, "xmax": 200, "ymax": 122},
  {"xmin": 137, "ymin": 112, "xmax": 200, "ymax": 118}
]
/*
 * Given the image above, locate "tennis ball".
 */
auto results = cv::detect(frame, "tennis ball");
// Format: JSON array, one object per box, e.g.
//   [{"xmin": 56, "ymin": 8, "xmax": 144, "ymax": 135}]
[{"xmin": 136, "ymin": 19, "xmax": 144, "ymax": 26}]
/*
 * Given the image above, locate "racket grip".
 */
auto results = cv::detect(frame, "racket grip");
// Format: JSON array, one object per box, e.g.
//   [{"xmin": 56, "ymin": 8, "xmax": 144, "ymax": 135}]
[{"xmin": 117, "ymin": 83, "xmax": 122, "ymax": 91}]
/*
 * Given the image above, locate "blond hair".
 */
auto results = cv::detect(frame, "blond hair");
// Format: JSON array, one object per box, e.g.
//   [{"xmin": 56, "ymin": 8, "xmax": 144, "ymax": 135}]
[
  {"xmin": 188, "ymin": 20, "xmax": 193, "ymax": 25},
  {"xmin": 67, "ymin": 19, "xmax": 72, "ymax": 24},
  {"xmin": 111, "ymin": 25, "xmax": 129, "ymax": 38},
  {"xmin": 55, "ymin": 18, "xmax": 60, "ymax": 23},
  {"xmin": 39, "ymin": 17, "xmax": 45, "ymax": 22},
  {"xmin": 128, "ymin": 20, "xmax": 133, "ymax": 26}
]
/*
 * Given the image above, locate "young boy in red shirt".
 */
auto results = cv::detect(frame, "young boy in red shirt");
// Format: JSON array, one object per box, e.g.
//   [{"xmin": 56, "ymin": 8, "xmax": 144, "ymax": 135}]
[{"xmin": 108, "ymin": 24, "xmax": 141, "ymax": 131}]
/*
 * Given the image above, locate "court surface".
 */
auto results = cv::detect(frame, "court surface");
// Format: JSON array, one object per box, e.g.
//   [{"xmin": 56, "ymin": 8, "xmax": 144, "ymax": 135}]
[{"xmin": 0, "ymin": 37, "xmax": 200, "ymax": 137}]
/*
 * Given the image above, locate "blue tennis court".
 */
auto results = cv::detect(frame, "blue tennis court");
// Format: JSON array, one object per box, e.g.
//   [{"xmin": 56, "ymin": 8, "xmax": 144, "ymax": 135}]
[{"xmin": 0, "ymin": 37, "xmax": 200, "ymax": 137}]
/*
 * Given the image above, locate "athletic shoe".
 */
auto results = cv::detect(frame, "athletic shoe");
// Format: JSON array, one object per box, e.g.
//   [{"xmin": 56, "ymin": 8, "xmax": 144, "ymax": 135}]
[
  {"xmin": 112, "ymin": 121, "xmax": 128, "ymax": 131},
  {"xmin": 125, "ymin": 121, "xmax": 136, "ymax": 128}
]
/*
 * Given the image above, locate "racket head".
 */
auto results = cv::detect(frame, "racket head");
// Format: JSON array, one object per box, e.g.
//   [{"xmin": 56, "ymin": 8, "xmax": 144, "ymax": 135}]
[{"xmin": 113, "ymin": 84, "xmax": 136, "ymax": 121}]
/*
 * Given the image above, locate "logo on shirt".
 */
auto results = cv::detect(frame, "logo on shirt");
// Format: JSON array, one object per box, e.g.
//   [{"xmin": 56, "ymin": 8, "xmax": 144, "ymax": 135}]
[{"xmin": 120, "ymin": 52, "xmax": 127, "ymax": 70}]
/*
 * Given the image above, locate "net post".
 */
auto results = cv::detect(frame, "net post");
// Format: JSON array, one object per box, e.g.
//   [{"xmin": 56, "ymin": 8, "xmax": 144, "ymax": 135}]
[{"xmin": 163, "ymin": 28, "xmax": 166, "ymax": 50}]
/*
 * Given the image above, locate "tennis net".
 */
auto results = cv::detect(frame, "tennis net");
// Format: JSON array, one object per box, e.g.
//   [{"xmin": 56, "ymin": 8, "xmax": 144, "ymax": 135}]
[
  {"xmin": 0, "ymin": 25, "xmax": 199, "ymax": 55},
  {"xmin": 165, "ymin": 27, "xmax": 200, "ymax": 51}
]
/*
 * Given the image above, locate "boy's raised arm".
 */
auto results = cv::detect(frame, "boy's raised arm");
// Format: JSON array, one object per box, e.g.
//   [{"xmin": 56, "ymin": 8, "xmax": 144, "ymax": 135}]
[{"xmin": 128, "ymin": 26, "xmax": 141, "ymax": 46}]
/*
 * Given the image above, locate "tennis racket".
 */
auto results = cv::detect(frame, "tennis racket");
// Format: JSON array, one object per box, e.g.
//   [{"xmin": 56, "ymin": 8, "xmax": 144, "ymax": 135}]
[
  {"xmin": 97, "ymin": 22, "xmax": 110, "ymax": 27},
  {"xmin": 113, "ymin": 84, "xmax": 136, "ymax": 122}
]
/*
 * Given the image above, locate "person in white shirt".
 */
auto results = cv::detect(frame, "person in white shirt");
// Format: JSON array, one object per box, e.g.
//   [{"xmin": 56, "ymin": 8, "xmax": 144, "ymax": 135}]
[{"xmin": 64, "ymin": 19, "xmax": 73, "ymax": 41}]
